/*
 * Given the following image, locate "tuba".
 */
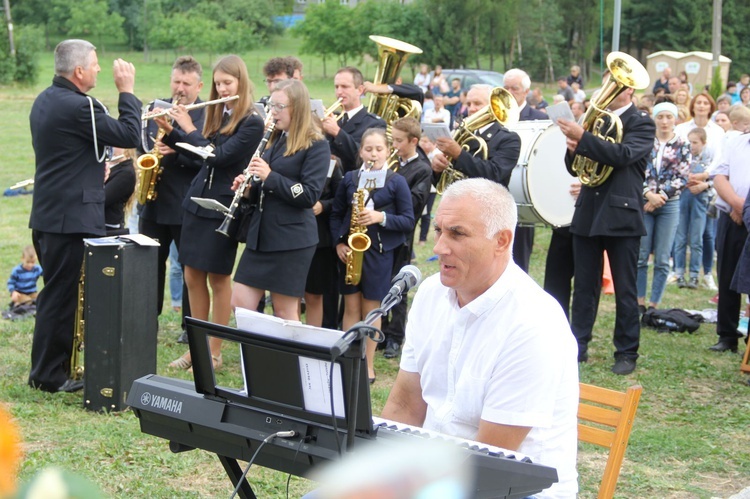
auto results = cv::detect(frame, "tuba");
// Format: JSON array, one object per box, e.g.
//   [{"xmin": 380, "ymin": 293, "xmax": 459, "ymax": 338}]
[
  {"xmin": 436, "ymin": 87, "xmax": 519, "ymax": 194},
  {"xmin": 367, "ymin": 35, "xmax": 423, "ymax": 170},
  {"xmin": 571, "ymin": 51, "xmax": 650, "ymax": 187}
]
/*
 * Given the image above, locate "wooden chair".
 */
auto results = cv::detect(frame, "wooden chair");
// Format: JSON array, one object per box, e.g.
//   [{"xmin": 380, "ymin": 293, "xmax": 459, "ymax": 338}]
[
  {"xmin": 578, "ymin": 383, "xmax": 642, "ymax": 499},
  {"xmin": 740, "ymin": 341, "xmax": 750, "ymax": 375}
]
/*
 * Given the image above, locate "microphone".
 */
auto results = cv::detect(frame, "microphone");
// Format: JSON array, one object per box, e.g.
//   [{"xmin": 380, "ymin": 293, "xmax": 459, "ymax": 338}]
[{"xmin": 386, "ymin": 265, "xmax": 422, "ymax": 300}]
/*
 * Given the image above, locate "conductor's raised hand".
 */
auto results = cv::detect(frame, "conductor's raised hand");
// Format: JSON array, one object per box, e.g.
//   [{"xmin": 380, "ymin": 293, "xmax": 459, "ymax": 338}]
[{"xmin": 113, "ymin": 58, "xmax": 135, "ymax": 94}]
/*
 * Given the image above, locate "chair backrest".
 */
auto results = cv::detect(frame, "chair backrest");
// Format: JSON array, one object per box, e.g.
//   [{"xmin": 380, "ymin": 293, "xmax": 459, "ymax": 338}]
[{"xmin": 578, "ymin": 383, "xmax": 642, "ymax": 499}]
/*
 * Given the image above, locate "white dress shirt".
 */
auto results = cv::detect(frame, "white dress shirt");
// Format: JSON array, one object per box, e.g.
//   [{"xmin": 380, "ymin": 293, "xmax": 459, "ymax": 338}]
[{"xmin": 400, "ymin": 262, "xmax": 579, "ymax": 499}]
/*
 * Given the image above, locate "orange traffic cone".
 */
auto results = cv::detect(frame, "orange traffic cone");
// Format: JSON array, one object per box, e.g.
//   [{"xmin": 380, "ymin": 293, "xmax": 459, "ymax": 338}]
[{"xmin": 602, "ymin": 251, "xmax": 615, "ymax": 295}]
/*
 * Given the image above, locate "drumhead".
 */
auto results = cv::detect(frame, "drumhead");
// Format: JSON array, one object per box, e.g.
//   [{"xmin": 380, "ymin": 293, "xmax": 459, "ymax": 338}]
[{"xmin": 510, "ymin": 121, "xmax": 576, "ymax": 227}]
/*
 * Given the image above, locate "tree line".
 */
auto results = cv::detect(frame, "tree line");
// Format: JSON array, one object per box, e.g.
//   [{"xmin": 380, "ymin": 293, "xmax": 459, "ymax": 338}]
[{"xmin": 3, "ymin": 0, "xmax": 750, "ymax": 86}]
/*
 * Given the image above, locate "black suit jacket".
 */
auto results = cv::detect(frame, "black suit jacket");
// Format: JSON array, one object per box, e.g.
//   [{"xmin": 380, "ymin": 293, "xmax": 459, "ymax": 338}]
[
  {"xmin": 328, "ymin": 107, "xmax": 386, "ymax": 171},
  {"xmin": 565, "ymin": 104, "xmax": 655, "ymax": 237},
  {"xmin": 29, "ymin": 76, "xmax": 142, "ymax": 235},
  {"xmin": 519, "ymin": 104, "xmax": 548, "ymax": 121},
  {"xmin": 453, "ymin": 123, "xmax": 522, "ymax": 187},
  {"xmin": 397, "ymin": 155, "xmax": 433, "ymax": 221},
  {"xmin": 139, "ymin": 98, "xmax": 206, "ymax": 225},
  {"xmin": 162, "ymin": 113, "xmax": 264, "ymax": 220},
  {"xmin": 245, "ymin": 137, "xmax": 331, "ymax": 252}
]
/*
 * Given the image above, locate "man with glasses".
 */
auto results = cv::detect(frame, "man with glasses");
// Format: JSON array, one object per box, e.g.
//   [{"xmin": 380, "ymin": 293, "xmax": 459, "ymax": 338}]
[{"xmin": 258, "ymin": 57, "xmax": 294, "ymax": 107}]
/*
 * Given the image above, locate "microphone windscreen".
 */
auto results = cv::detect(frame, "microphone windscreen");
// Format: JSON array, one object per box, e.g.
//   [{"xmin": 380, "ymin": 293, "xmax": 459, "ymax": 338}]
[{"xmin": 401, "ymin": 265, "xmax": 422, "ymax": 288}]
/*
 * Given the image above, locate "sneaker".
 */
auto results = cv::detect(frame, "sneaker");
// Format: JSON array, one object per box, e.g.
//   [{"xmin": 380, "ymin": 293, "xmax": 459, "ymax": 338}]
[
  {"xmin": 383, "ymin": 339, "xmax": 400, "ymax": 359},
  {"xmin": 702, "ymin": 274, "xmax": 718, "ymax": 291},
  {"xmin": 687, "ymin": 277, "xmax": 699, "ymax": 289},
  {"xmin": 739, "ymin": 317, "xmax": 749, "ymax": 336},
  {"xmin": 676, "ymin": 277, "xmax": 688, "ymax": 288},
  {"xmin": 612, "ymin": 358, "xmax": 636, "ymax": 375}
]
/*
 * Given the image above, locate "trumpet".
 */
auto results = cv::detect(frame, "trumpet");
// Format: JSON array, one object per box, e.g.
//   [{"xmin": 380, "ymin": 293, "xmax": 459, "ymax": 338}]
[
  {"xmin": 322, "ymin": 98, "xmax": 344, "ymax": 120},
  {"xmin": 142, "ymin": 95, "xmax": 239, "ymax": 120}
]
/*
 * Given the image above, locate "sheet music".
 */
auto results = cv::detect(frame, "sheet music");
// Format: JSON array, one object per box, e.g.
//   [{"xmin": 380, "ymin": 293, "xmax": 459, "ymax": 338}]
[
  {"xmin": 422, "ymin": 123, "xmax": 452, "ymax": 142},
  {"xmin": 545, "ymin": 101, "xmax": 576, "ymax": 125},
  {"xmin": 235, "ymin": 307, "xmax": 344, "ymax": 348},
  {"xmin": 311, "ymin": 99, "xmax": 325, "ymax": 120},
  {"xmin": 299, "ymin": 356, "xmax": 345, "ymax": 417},
  {"xmin": 190, "ymin": 196, "xmax": 231, "ymax": 214}
]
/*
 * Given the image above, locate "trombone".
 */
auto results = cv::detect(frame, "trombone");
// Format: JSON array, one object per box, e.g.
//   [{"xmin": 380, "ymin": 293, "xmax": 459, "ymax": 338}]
[{"xmin": 142, "ymin": 95, "xmax": 239, "ymax": 120}]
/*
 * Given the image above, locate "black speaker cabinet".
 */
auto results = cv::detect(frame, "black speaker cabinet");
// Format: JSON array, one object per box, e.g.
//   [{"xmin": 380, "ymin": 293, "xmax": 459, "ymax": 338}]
[{"xmin": 83, "ymin": 238, "xmax": 158, "ymax": 412}]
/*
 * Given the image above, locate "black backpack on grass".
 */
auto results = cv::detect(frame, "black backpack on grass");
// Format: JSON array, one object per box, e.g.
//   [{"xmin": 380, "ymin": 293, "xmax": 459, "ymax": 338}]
[{"xmin": 641, "ymin": 308, "xmax": 703, "ymax": 333}]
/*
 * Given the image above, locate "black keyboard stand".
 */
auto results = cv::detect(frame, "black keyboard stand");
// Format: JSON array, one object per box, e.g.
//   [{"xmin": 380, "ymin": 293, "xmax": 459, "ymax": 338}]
[{"xmin": 218, "ymin": 455, "xmax": 257, "ymax": 499}]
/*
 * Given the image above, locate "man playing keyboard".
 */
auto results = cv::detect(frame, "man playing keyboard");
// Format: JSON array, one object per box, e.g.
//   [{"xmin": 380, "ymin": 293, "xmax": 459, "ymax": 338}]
[{"xmin": 381, "ymin": 178, "xmax": 579, "ymax": 499}]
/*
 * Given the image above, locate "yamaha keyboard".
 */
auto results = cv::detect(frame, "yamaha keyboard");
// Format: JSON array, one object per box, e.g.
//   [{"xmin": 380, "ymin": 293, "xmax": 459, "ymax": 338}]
[{"xmin": 128, "ymin": 374, "xmax": 558, "ymax": 498}]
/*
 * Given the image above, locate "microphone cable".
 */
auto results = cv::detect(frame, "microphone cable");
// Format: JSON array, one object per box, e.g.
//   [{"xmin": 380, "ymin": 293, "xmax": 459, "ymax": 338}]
[{"xmin": 228, "ymin": 430, "xmax": 297, "ymax": 499}]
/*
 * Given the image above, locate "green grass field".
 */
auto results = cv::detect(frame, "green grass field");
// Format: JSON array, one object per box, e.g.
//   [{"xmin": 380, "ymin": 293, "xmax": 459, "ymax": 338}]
[{"xmin": 1, "ymin": 39, "xmax": 750, "ymax": 498}]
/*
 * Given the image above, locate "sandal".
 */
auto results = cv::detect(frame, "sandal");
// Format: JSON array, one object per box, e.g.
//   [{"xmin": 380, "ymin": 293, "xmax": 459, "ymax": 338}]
[
  {"xmin": 168, "ymin": 355, "xmax": 192, "ymax": 370},
  {"xmin": 187, "ymin": 354, "xmax": 223, "ymax": 374}
]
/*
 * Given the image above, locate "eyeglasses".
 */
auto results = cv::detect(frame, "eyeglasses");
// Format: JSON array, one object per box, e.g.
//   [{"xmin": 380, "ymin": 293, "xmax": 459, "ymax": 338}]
[{"xmin": 267, "ymin": 101, "xmax": 290, "ymax": 111}]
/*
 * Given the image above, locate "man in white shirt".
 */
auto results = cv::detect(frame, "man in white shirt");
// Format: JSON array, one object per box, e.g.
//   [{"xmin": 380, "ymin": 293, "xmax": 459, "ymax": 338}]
[
  {"xmin": 423, "ymin": 94, "xmax": 451, "ymax": 124},
  {"xmin": 381, "ymin": 178, "xmax": 579, "ymax": 499}
]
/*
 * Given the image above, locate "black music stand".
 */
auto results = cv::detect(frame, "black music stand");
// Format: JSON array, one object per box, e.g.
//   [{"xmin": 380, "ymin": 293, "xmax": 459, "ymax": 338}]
[{"xmin": 184, "ymin": 317, "xmax": 374, "ymax": 498}]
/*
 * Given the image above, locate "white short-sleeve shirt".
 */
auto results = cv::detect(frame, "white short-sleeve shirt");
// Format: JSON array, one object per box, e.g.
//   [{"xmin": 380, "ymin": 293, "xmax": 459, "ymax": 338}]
[{"xmin": 400, "ymin": 262, "xmax": 579, "ymax": 499}]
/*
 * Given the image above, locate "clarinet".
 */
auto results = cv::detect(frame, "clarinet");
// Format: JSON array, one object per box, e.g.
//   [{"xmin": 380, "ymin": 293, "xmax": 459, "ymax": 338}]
[{"xmin": 216, "ymin": 120, "xmax": 277, "ymax": 237}]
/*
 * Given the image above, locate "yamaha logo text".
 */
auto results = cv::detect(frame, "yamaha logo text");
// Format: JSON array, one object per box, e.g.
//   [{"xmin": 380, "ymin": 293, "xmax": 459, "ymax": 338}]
[{"xmin": 141, "ymin": 391, "xmax": 183, "ymax": 414}]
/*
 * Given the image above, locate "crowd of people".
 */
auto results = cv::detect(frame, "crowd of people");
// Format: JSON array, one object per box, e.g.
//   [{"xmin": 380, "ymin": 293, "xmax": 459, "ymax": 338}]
[{"xmin": 18, "ymin": 38, "xmax": 750, "ymax": 498}]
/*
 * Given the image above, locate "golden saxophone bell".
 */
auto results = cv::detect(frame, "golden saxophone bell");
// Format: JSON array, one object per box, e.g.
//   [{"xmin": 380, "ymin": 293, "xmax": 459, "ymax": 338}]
[
  {"xmin": 345, "ymin": 189, "xmax": 372, "ymax": 286},
  {"xmin": 436, "ymin": 87, "xmax": 519, "ymax": 195},
  {"xmin": 571, "ymin": 51, "xmax": 650, "ymax": 187}
]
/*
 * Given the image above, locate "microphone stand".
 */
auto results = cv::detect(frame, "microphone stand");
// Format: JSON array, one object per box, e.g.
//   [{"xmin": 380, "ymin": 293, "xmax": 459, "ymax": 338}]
[{"xmin": 330, "ymin": 292, "xmax": 402, "ymax": 451}]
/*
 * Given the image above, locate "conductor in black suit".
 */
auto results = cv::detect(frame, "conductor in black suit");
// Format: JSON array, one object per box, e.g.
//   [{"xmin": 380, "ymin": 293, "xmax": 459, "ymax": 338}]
[
  {"xmin": 28, "ymin": 39, "xmax": 142, "ymax": 393},
  {"xmin": 558, "ymin": 81, "xmax": 655, "ymax": 376},
  {"xmin": 431, "ymin": 84, "xmax": 522, "ymax": 191},
  {"xmin": 321, "ymin": 66, "xmax": 386, "ymax": 171},
  {"xmin": 139, "ymin": 56, "xmax": 205, "ymax": 342},
  {"xmin": 503, "ymin": 69, "xmax": 548, "ymax": 272}
]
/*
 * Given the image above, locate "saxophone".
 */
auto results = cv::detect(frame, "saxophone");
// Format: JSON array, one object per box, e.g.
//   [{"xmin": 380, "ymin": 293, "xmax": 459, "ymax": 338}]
[
  {"xmin": 70, "ymin": 263, "xmax": 85, "ymax": 381},
  {"xmin": 345, "ymin": 188, "xmax": 372, "ymax": 286},
  {"xmin": 136, "ymin": 97, "xmax": 180, "ymax": 204}
]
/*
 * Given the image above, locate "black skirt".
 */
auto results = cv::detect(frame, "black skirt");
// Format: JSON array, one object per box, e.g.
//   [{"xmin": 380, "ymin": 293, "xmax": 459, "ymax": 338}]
[
  {"xmin": 179, "ymin": 211, "xmax": 239, "ymax": 275},
  {"xmin": 305, "ymin": 247, "xmax": 339, "ymax": 295},
  {"xmin": 234, "ymin": 245, "xmax": 317, "ymax": 297},
  {"xmin": 340, "ymin": 247, "xmax": 394, "ymax": 301}
]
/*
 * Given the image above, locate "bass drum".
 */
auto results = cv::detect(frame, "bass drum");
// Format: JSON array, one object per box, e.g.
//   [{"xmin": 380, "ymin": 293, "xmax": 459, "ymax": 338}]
[{"xmin": 508, "ymin": 120, "xmax": 576, "ymax": 227}]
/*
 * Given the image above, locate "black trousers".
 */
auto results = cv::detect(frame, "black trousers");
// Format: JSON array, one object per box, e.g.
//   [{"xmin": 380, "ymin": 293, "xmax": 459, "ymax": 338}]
[
  {"xmin": 381, "ymin": 242, "xmax": 412, "ymax": 345},
  {"xmin": 716, "ymin": 212, "xmax": 746, "ymax": 344},
  {"xmin": 543, "ymin": 227, "xmax": 577, "ymax": 320},
  {"xmin": 138, "ymin": 218, "xmax": 191, "ymax": 329},
  {"xmin": 29, "ymin": 231, "xmax": 88, "ymax": 391},
  {"xmin": 513, "ymin": 226, "xmax": 534, "ymax": 273},
  {"xmin": 418, "ymin": 192, "xmax": 437, "ymax": 242},
  {"xmin": 570, "ymin": 234, "xmax": 641, "ymax": 361}
]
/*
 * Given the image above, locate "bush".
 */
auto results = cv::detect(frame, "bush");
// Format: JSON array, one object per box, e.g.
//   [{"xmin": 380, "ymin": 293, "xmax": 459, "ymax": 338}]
[
  {"xmin": 709, "ymin": 65, "xmax": 723, "ymax": 103},
  {"xmin": 0, "ymin": 24, "xmax": 42, "ymax": 86}
]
